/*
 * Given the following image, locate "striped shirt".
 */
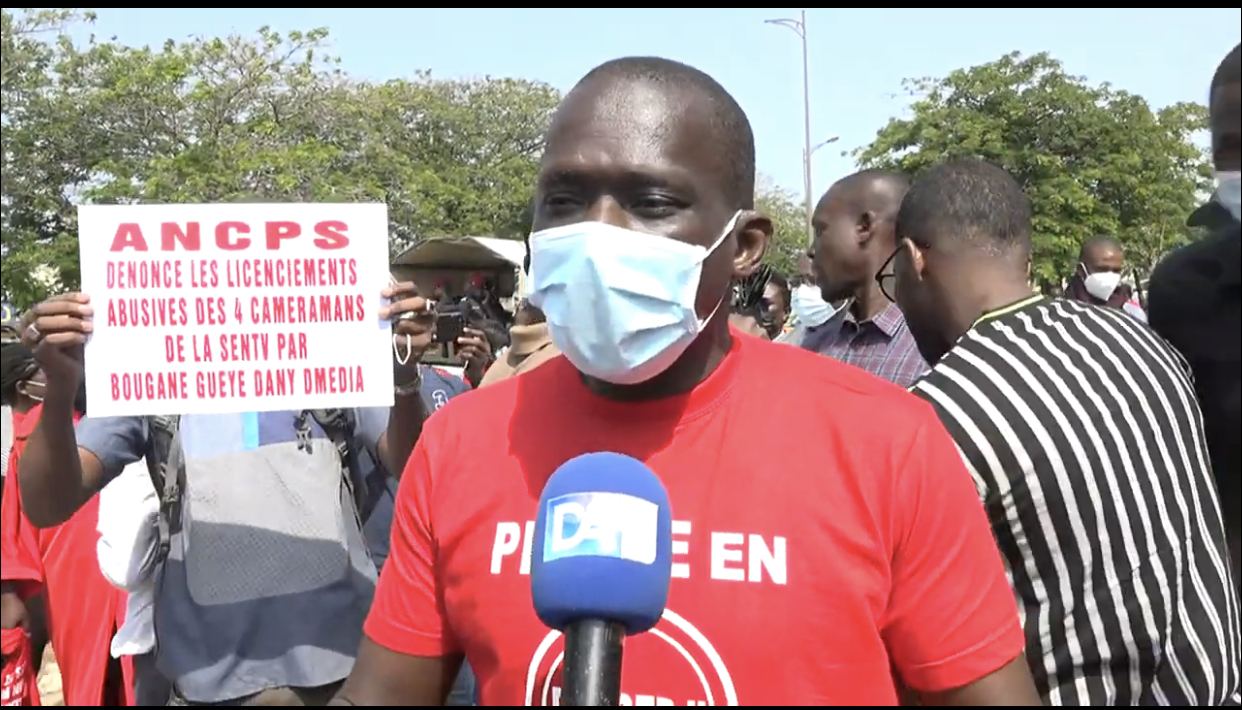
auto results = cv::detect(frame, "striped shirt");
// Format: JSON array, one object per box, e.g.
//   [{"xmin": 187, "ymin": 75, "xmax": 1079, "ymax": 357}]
[
  {"xmin": 802, "ymin": 303, "xmax": 927, "ymax": 388},
  {"xmin": 910, "ymin": 296, "xmax": 1240, "ymax": 706}
]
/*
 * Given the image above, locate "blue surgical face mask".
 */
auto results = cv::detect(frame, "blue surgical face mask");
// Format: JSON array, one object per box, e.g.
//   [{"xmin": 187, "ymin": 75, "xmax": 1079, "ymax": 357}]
[
  {"xmin": 789, "ymin": 284, "xmax": 837, "ymax": 328},
  {"xmin": 528, "ymin": 212, "xmax": 741, "ymax": 385}
]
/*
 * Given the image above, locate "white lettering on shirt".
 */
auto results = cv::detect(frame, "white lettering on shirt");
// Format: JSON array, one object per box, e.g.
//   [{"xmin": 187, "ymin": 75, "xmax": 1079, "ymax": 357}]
[
  {"xmin": 489, "ymin": 521, "xmax": 787, "ymax": 586},
  {"xmin": 710, "ymin": 532, "xmax": 745, "ymax": 581},
  {"xmin": 490, "ymin": 522, "xmax": 521, "ymax": 575}
]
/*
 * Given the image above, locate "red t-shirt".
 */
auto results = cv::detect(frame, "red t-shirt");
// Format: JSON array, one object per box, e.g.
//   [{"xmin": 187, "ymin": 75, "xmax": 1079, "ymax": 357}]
[
  {"xmin": 1, "ymin": 406, "xmax": 132, "ymax": 706},
  {"xmin": 367, "ymin": 334, "xmax": 1024, "ymax": 705},
  {"xmin": 0, "ymin": 627, "xmax": 40, "ymax": 706}
]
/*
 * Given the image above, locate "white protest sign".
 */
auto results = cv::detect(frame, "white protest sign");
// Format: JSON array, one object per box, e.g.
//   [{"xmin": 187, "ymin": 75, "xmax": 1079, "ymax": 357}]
[{"xmin": 78, "ymin": 203, "xmax": 395, "ymax": 417}]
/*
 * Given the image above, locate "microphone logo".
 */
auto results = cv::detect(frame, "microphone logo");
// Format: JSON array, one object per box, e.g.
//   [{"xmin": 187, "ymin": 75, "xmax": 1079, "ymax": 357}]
[{"xmin": 543, "ymin": 492, "xmax": 659, "ymax": 565}]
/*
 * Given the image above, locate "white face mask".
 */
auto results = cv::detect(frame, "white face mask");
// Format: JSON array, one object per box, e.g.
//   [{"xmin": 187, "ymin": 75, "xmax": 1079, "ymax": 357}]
[
  {"xmin": 528, "ymin": 212, "xmax": 740, "ymax": 385},
  {"xmin": 789, "ymin": 284, "xmax": 838, "ymax": 328},
  {"xmin": 1216, "ymin": 170, "xmax": 1241, "ymax": 223},
  {"xmin": 1080, "ymin": 263, "xmax": 1122, "ymax": 302}
]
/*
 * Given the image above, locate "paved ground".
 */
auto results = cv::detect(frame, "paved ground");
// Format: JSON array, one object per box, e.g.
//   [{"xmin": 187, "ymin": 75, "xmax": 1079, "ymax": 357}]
[{"xmin": 37, "ymin": 644, "xmax": 63, "ymax": 706}]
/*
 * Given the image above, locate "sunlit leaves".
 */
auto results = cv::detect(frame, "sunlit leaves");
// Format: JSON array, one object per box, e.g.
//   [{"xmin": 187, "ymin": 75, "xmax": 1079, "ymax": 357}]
[
  {"xmin": 1, "ymin": 9, "xmax": 559, "ymax": 305},
  {"xmin": 855, "ymin": 52, "xmax": 1208, "ymax": 290}
]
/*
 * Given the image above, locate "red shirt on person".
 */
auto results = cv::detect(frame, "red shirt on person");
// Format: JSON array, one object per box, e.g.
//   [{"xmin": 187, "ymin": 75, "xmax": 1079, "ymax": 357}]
[
  {"xmin": 1, "ymin": 405, "xmax": 133, "ymax": 706},
  {"xmin": 365, "ymin": 333, "xmax": 1025, "ymax": 705}
]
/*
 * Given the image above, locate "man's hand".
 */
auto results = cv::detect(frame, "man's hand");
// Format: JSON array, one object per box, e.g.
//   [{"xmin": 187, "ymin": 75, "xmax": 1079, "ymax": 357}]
[
  {"xmin": 380, "ymin": 282, "xmax": 434, "ymax": 381},
  {"xmin": 19, "ymin": 292, "xmax": 92, "ymax": 386},
  {"xmin": 1, "ymin": 592, "xmax": 28, "ymax": 633},
  {"xmin": 456, "ymin": 327, "xmax": 492, "ymax": 388}
]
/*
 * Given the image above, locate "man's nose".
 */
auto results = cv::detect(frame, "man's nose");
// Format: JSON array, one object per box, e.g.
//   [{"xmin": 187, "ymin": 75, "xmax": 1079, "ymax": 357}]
[{"xmin": 585, "ymin": 198, "xmax": 633, "ymax": 230}]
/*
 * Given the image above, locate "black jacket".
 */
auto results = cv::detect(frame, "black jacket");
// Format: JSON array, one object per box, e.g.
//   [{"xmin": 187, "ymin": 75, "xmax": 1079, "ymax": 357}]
[{"xmin": 1148, "ymin": 222, "xmax": 1241, "ymax": 532}]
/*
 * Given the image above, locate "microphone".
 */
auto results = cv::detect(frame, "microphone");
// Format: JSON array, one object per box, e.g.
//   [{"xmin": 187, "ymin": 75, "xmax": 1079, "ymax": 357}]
[{"xmin": 530, "ymin": 452, "xmax": 674, "ymax": 707}]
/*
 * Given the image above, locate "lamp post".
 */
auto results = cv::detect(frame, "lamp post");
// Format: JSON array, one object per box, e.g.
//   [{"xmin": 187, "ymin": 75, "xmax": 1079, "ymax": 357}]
[
  {"xmin": 765, "ymin": 10, "xmax": 814, "ymax": 247},
  {"xmin": 803, "ymin": 136, "xmax": 839, "ymax": 243}
]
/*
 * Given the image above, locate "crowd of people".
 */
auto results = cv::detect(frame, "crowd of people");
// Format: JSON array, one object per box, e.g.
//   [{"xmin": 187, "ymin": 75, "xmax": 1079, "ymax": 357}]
[{"xmin": 0, "ymin": 41, "xmax": 1239, "ymax": 707}]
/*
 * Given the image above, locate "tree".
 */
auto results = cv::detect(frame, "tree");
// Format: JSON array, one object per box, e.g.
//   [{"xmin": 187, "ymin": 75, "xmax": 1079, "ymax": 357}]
[
  {"xmin": 1, "ymin": 8, "xmax": 561, "ymax": 305},
  {"xmin": 1, "ymin": 8, "xmax": 99, "ymax": 307},
  {"xmin": 755, "ymin": 176, "xmax": 806, "ymax": 278},
  {"xmin": 855, "ymin": 52, "xmax": 1209, "ymax": 289}
]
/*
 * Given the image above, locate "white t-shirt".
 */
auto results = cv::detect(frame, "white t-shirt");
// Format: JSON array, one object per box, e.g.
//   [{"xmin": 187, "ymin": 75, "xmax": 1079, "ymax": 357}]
[{"xmin": 1, "ymin": 405, "xmax": 13, "ymax": 480}]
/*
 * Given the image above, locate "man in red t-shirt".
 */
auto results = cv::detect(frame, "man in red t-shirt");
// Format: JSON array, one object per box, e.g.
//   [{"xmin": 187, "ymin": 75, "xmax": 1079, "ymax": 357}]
[{"xmin": 332, "ymin": 57, "xmax": 1040, "ymax": 707}]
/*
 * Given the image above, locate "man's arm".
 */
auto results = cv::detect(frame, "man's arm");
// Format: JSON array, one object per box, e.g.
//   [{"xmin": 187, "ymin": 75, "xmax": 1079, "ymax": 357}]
[
  {"xmin": 16, "ymin": 388, "xmax": 143, "ymax": 528},
  {"xmin": 334, "ymin": 426, "xmax": 461, "ymax": 705},
  {"xmin": 883, "ymin": 414, "xmax": 1040, "ymax": 706},
  {"xmin": 377, "ymin": 386, "xmax": 429, "ymax": 481},
  {"xmin": 329, "ymin": 639, "xmax": 462, "ymax": 706}
]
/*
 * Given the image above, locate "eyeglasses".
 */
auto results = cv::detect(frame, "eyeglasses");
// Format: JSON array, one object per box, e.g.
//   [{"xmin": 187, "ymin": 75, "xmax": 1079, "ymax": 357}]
[
  {"xmin": 875, "ymin": 247, "xmax": 900, "ymax": 303},
  {"xmin": 874, "ymin": 239, "xmax": 930, "ymax": 303}
]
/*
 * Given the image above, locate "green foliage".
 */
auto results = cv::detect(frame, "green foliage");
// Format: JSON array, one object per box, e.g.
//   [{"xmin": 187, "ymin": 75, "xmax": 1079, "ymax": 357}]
[
  {"xmin": 1, "ymin": 8, "xmax": 560, "ymax": 305},
  {"xmin": 855, "ymin": 52, "xmax": 1209, "ymax": 290},
  {"xmin": 754, "ymin": 176, "xmax": 806, "ymax": 279}
]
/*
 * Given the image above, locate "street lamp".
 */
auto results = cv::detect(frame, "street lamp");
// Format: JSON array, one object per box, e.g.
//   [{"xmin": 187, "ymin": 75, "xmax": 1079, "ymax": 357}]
[
  {"xmin": 765, "ymin": 10, "xmax": 814, "ymax": 247},
  {"xmin": 803, "ymin": 136, "xmax": 839, "ymax": 246}
]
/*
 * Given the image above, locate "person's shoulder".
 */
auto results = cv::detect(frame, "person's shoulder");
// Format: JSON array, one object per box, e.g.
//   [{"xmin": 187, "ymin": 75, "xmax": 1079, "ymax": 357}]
[
  {"xmin": 744, "ymin": 335, "xmax": 933, "ymax": 424},
  {"xmin": 422, "ymin": 366, "xmax": 471, "ymax": 398},
  {"xmin": 420, "ymin": 356, "xmax": 564, "ymax": 439},
  {"xmin": 1150, "ymin": 223, "xmax": 1241, "ymax": 299}
]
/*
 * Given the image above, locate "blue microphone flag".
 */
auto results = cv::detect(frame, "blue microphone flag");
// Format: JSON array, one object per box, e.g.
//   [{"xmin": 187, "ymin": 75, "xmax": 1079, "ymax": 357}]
[{"xmin": 530, "ymin": 452, "xmax": 673, "ymax": 636}]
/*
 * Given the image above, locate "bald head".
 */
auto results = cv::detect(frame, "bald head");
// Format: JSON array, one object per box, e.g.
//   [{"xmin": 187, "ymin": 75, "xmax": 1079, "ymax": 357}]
[
  {"xmin": 1078, "ymin": 235, "xmax": 1122, "ymax": 262},
  {"xmin": 809, "ymin": 169, "xmax": 910, "ymax": 302},
  {"xmin": 819, "ymin": 169, "xmax": 910, "ymax": 225},
  {"xmin": 558, "ymin": 56, "xmax": 756, "ymax": 210}
]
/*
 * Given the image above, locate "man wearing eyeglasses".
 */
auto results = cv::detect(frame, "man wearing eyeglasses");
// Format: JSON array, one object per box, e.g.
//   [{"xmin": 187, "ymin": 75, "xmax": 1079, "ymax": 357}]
[{"xmin": 806, "ymin": 171, "xmax": 928, "ymax": 387}]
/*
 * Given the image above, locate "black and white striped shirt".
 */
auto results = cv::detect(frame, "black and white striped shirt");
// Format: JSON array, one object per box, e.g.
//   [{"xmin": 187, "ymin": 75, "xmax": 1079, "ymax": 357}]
[{"xmin": 910, "ymin": 296, "xmax": 1240, "ymax": 706}]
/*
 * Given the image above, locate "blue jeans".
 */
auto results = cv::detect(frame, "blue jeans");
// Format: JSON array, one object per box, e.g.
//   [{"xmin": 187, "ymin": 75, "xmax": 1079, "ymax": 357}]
[{"xmin": 446, "ymin": 663, "xmax": 477, "ymax": 706}]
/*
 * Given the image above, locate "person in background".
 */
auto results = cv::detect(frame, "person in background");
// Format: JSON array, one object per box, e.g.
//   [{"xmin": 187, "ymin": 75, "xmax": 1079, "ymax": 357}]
[
  {"xmin": 1187, "ymin": 194, "xmax": 1237, "ymax": 233},
  {"xmin": 359, "ymin": 360, "xmax": 476, "ymax": 706},
  {"xmin": 806, "ymin": 170, "xmax": 928, "ymax": 387},
  {"xmin": 16, "ymin": 282, "xmax": 431, "ymax": 706},
  {"xmin": 94, "ymin": 459, "xmax": 170, "ymax": 707},
  {"xmin": 431, "ymin": 279, "xmax": 452, "ymax": 303},
  {"xmin": 760, "ymin": 268, "xmax": 790, "ymax": 339},
  {"xmin": 2, "ymin": 303, "xmax": 19, "ymax": 488},
  {"xmin": 1064, "ymin": 235, "xmax": 1146, "ymax": 321},
  {"xmin": 331, "ymin": 55, "xmax": 1039, "ymax": 707},
  {"xmin": 1, "ymin": 343, "xmax": 133, "ymax": 705},
  {"xmin": 1148, "ymin": 41, "xmax": 1241, "ymax": 594},
  {"xmin": 727, "ymin": 264, "xmax": 782, "ymax": 339},
  {"xmin": 891, "ymin": 158, "xmax": 1240, "ymax": 706},
  {"xmin": 776, "ymin": 253, "xmax": 844, "ymax": 347},
  {"xmin": 478, "ymin": 299, "xmax": 560, "ymax": 387},
  {"xmin": 1117, "ymin": 282, "xmax": 1149, "ymax": 323},
  {"xmin": 1, "ymin": 340, "xmax": 40, "ymax": 708}
]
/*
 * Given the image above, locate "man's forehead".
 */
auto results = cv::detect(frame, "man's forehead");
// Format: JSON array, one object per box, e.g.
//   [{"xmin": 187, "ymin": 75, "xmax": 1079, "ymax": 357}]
[
  {"xmin": 1085, "ymin": 244, "xmax": 1123, "ymax": 261},
  {"xmin": 542, "ymin": 80, "xmax": 716, "ymax": 177}
]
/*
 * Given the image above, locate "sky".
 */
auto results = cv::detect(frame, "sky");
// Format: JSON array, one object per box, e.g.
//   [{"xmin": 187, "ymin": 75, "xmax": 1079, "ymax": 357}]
[{"xmin": 67, "ymin": 8, "xmax": 1240, "ymax": 201}]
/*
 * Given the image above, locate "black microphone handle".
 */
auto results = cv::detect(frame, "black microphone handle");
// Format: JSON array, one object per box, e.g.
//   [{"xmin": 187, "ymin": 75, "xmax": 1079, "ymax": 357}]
[{"xmin": 561, "ymin": 618, "xmax": 626, "ymax": 706}]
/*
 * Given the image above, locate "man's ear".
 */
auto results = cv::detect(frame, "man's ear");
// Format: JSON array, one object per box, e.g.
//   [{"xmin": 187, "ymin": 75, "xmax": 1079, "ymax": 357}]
[
  {"xmin": 857, "ymin": 211, "xmax": 875, "ymax": 245},
  {"xmin": 903, "ymin": 238, "xmax": 927, "ymax": 279},
  {"xmin": 731, "ymin": 210, "xmax": 772, "ymax": 279}
]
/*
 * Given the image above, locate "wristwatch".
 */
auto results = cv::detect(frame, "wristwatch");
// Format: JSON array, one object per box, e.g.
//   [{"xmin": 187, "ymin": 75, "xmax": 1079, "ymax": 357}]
[{"xmin": 394, "ymin": 366, "xmax": 423, "ymax": 397}]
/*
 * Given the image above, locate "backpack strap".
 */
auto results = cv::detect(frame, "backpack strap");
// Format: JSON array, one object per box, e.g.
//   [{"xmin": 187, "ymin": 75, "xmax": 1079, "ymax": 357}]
[
  {"xmin": 145, "ymin": 415, "xmax": 183, "ymax": 565},
  {"xmin": 305, "ymin": 409, "xmax": 368, "ymax": 516}
]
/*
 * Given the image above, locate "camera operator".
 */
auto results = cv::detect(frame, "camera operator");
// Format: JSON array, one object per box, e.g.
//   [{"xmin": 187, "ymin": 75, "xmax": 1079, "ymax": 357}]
[
  {"xmin": 432, "ymin": 294, "xmax": 505, "ymax": 389},
  {"xmin": 727, "ymin": 263, "xmax": 783, "ymax": 340}
]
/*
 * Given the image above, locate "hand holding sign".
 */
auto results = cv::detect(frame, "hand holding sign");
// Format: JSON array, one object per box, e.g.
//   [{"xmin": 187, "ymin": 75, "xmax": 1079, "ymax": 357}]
[
  {"xmin": 78, "ymin": 203, "xmax": 395, "ymax": 416},
  {"xmin": 18, "ymin": 292, "xmax": 92, "ymax": 387}
]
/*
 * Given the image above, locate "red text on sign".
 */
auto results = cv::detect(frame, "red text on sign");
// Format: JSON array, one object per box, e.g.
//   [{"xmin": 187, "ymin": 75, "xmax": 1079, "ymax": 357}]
[{"xmin": 109, "ymin": 220, "xmax": 352, "ymax": 252}]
